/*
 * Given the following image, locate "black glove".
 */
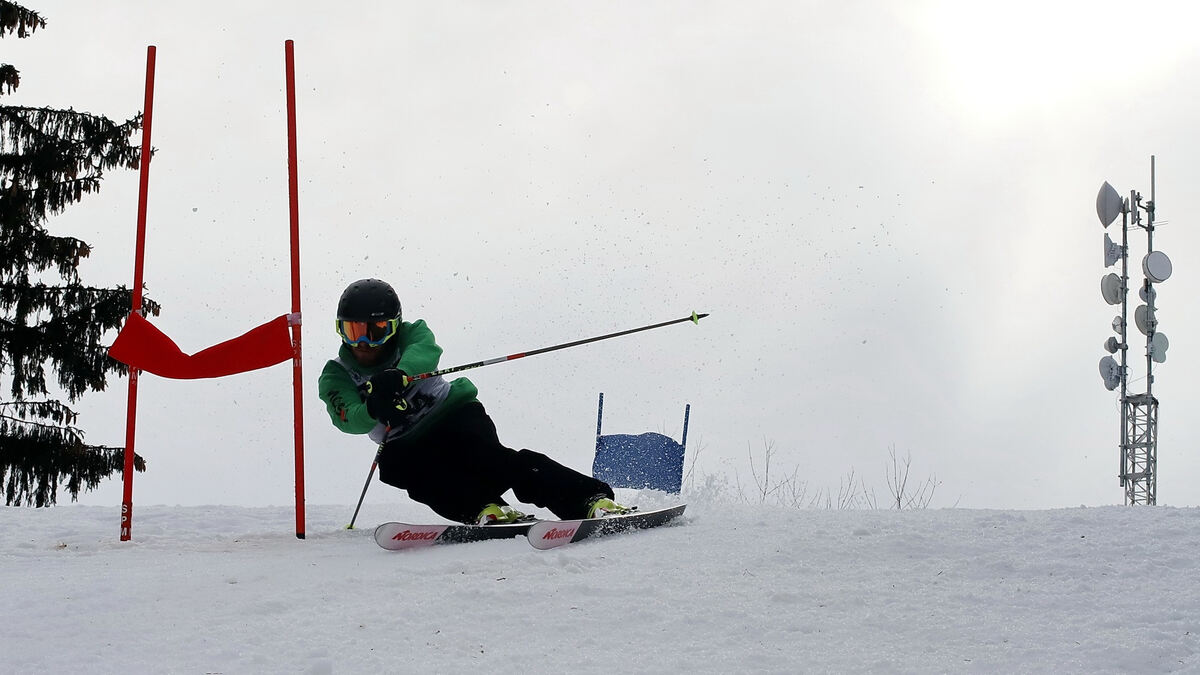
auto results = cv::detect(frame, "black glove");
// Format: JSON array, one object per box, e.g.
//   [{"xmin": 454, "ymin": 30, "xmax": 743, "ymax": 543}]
[{"xmin": 365, "ymin": 369, "xmax": 410, "ymax": 425}]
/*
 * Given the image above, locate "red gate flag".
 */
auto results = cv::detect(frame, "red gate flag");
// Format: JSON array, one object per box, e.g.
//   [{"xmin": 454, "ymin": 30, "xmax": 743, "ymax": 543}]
[{"xmin": 109, "ymin": 311, "xmax": 294, "ymax": 379}]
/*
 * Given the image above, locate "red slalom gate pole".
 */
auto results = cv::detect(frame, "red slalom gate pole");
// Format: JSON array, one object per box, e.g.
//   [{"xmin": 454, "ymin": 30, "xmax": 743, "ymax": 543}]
[
  {"xmin": 121, "ymin": 45, "xmax": 156, "ymax": 542},
  {"xmin": 285, "ymin": 40, "xmax": 306, "ymax": 539}
]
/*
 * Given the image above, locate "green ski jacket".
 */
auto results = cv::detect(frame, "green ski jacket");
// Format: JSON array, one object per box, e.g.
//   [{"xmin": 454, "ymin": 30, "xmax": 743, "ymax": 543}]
[{"xmin": 318, "ymin": 319, "xmax": 479, "ymax": 444}]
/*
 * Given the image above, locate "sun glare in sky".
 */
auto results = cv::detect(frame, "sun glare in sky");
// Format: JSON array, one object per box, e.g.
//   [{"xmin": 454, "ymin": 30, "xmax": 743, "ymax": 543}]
[{"xmin": 914, "ymin": 2, "xmax": 1198, "ymax": 126}]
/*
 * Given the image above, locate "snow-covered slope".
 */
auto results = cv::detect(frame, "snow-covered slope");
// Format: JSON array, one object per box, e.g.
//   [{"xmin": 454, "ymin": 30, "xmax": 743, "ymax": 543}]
[{"xmin": 4, "ymin": 495, "xmax": 1200, "ymax": 674}]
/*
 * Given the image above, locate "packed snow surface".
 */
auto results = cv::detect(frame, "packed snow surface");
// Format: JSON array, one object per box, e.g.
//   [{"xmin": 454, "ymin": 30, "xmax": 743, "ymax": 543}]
[{"xmin": 4, "ymin": 493, "xmax": 1200, "ymax": 674}]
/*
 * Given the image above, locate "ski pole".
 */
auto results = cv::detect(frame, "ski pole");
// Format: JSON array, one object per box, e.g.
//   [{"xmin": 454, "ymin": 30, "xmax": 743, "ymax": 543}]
[
  {"xmin": 347, "ymin": 438, "xmax": 385, "ymax": 530},
  {"xmin": 404, "ymin": 311, "xmax": 708, "ymax": 385}
]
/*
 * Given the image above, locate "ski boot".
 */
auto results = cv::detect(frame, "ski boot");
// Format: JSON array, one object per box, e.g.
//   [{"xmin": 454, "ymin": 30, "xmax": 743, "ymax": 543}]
[
  {"xmin": 586, "ymin": 496, "xmax": 636, "ymax": 519},
  {"xmin": 476, "ymin": 503, "xmax": 529, "ymax": 525}
]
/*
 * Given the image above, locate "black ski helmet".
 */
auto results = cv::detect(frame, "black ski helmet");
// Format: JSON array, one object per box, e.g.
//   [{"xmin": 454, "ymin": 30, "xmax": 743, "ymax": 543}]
[{"xmin": 337, "ymin": 279, "xmax": 401, "ymax": 322}]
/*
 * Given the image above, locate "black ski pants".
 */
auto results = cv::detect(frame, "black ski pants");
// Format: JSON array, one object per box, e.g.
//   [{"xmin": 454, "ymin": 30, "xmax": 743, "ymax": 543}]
[{"xmin": 376, "ymin": 402, "xmax": 613, "ymax": 524}]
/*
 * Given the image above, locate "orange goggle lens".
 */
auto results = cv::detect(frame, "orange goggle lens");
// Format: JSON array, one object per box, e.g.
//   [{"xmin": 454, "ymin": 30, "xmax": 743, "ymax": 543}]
[{"xmin": 336, "ymin": 319, "xmax": 398, "ymax": 346}]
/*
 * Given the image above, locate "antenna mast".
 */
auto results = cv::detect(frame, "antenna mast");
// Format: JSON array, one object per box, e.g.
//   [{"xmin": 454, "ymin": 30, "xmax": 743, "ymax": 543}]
[{"xmin": 1095, "ymin": 156, "xmax": 1171, "ymax": 505}]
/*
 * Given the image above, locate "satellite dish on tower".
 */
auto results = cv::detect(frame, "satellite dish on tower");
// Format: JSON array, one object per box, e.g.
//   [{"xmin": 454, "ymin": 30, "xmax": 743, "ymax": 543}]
[
  {"xmin": 1099, "ymin": 355, "xmax": 1122, "ymax": 391},
  {"xmin": 1100, "ymin": 273, "xmax": 1122, "ymax": 305},
  {"xmin": 1096, "ymin": 182, "xmax": 1124, "ymax": 227},
  {"xmin": 1143, "ymin": 250, "xmax": 1173, "ymax": 283},
  {"xmin": 1104, "ymin": 233, "xmax": 1123, "ymax": 267},
  {"xmin": 1112, "ymin": 316, "xmax": 1125, "ymax": 334},
  {"xmin": 1150, "ymin": 332, "xmax": 1169, "ymax": 364},
  {"xmin": 1135, "ymin": 304, "xmax": 1156, "ymax": 336},
  {"xmin": 1104, "ymin": 336, "xmax": 1120, "ymax": 354},
  {"xmin": 1140, "ymin": 285, "xmax": 1156, "ymax": 303}
]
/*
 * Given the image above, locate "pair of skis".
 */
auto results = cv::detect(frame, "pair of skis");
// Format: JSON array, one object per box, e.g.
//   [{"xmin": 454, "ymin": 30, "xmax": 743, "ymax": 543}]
[{"xmin": 373, "ymin": 504, "xmax": 686, "ymax": 551}]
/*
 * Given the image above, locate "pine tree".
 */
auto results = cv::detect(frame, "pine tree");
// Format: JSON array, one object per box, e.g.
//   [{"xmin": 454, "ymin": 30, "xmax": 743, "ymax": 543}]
[{"xmin": 0, "ymin": 2, "xmax": 158, "ymax": 506}]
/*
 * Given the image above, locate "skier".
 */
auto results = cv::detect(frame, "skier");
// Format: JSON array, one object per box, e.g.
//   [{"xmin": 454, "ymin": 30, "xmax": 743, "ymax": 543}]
[{"xmin": 319, "ymin": 278, "xmax": 631, "ymax": 525}]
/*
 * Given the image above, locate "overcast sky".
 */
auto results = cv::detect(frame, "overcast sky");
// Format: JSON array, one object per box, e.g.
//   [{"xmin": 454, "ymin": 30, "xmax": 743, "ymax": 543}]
[{"xmin": 8, "ymin": 1, "xmax": 1200, "ymax": 512}]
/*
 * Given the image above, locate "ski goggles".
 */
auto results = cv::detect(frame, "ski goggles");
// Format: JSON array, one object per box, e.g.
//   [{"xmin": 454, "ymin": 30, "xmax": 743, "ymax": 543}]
[{"xmin": 336, "ymin": 318, "xmax": 399, "ymax": 347}]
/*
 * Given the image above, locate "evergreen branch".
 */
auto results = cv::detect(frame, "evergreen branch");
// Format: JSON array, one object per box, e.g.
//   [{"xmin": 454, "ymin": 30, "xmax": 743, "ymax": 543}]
[
  {"xmin": 0, "ymin": 398, "xmax": 77, "ymax": 425},
  {"xmin": 0, "ymin": 225, "xmax": 91, "ymax": 282},
  {"xmin": 0, "ymin": 2, "xmax": 45, "ymax": 39},
  {"xmin": 0, "ymin": 411, "xmax": 82, "ymax": 438},
  {"xmin": 0, "ymin": 64, "xmax": 18, "ymax": 95},
  {"xmin": 1, "ymin": 434, "xmax": 145, "ymax": 507},
  {"xmin": 1, "ymin": 105, "xmax": 142, "ymax": 155},
  {"xmin": 0, "ymin": 108, "xmax": 142, "ymax": 223},
  {"xmin": 0, "ymin": 176, "xmax": 107, "ymax": 224},
  {"xmin": 0, "ymin": 283, "xmax": 160, "ymax": 322}
]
